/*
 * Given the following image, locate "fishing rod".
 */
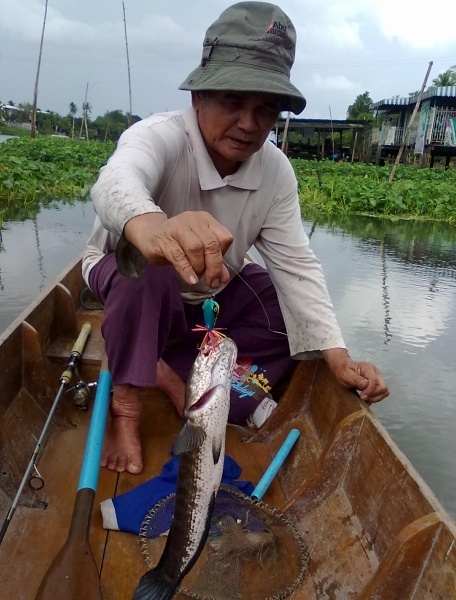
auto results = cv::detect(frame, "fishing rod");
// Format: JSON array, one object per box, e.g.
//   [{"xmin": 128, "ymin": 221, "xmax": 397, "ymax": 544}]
[{"xmin": 0, "ymin": 322, "xmax": 92, "ymax": 546}]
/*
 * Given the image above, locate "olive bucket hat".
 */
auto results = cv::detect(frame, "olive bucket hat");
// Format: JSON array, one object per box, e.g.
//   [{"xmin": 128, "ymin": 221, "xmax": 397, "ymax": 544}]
[{"xmin": 179, "ymin": 1, "xmax": 306, "ymax": 114}]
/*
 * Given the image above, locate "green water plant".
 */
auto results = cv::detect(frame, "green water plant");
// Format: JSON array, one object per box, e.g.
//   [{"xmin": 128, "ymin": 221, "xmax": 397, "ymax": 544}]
[
  {"xmin": 293, "ymin": 159, "xmax": 456, "ymax": 223},
  {"xmin": 0, "ymin": 136, "xmax": 115, "ymax": 223}
]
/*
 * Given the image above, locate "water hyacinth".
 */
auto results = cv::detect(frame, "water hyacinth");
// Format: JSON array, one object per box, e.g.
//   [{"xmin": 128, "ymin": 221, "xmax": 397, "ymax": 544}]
[
  {"xmin": 0, "ymin": 137, "xmax": 115, "ymax": 224},
  {"xmin": 293, "ymin": 159, "xmax": 456, "ymax": 223}
]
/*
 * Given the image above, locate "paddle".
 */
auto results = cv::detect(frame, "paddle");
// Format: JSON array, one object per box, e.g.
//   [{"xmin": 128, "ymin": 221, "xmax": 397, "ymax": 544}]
[{"xmin": 35, "ymin": 369, "xmax": 112, "ymax": 600}]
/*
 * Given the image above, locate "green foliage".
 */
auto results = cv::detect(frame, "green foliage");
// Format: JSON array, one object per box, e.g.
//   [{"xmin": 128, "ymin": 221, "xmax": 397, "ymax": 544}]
[
  {"xmin": 0, "ymin": 125, "xmax": 30, "ymax": 137},
  {"xmin": 0, "ymin": 137, "xmax": 115, "ymax": 223},
  {"xmin": 93, "ymin": 110, "xmax": 141, "ymax": 142},
  {"xmin": 293, "ymin": 159, "xmax": 456, "ymax": 223},
  {"xmin": 432, "ymin": 66, "xmax": 456, "ymax": 87},
  {"xmin": 346, "ymin": 92, "xmax": 374, "ymax": 122}
]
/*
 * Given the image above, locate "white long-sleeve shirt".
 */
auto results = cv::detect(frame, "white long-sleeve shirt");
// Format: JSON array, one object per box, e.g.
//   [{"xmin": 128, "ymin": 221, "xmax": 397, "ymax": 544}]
[{"xmin": 82, "ymin": 107, "xmax": 345, "ymax": 358}]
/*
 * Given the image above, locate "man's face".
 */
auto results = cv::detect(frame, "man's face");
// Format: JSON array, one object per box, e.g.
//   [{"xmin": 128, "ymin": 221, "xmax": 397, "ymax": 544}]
[{"xmin": 192, "ymin": 91, "xmax": 282, "ymax": 177}]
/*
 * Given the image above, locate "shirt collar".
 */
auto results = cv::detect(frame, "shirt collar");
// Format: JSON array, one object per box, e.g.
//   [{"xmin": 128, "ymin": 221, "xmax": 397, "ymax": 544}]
[{"xmin": 182, "ymin": 107, "xmax": 263, "ymax": 192}]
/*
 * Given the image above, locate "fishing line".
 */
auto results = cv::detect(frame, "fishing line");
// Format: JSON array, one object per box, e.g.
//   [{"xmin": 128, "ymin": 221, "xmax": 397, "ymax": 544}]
[{"xmin": 222, "ymin": 258, "xmax": 289, "ymax": 339}]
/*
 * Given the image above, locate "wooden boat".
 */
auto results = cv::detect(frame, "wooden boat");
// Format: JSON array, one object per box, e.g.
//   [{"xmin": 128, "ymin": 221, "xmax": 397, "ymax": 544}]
[{"xmin": 0, "ymin": 255, "xmax": 455, "ymax": 600}]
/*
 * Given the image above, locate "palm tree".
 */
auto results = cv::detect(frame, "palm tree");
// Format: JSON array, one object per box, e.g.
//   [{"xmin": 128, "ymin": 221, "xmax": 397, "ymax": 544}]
[
  {"xmin": 432, "ymin": 67, "xmax": 456, "ymax": 87},
  {"xmin": 69, "ymin": 102, "xmax": 78, "ymax": 138}
]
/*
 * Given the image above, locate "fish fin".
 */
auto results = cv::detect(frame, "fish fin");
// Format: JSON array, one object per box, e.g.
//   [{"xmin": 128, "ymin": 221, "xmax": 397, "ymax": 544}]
[
  {"xmin": 212, "ymin": 436, "xmax": 223, "ymax": 464},
  {"xmin": 173, "ymin": 421, "xmax": 206, "ymax": 455},
  {"xmin": 133, "ymin": 567, "xmax": 177, "ymax": 600}
]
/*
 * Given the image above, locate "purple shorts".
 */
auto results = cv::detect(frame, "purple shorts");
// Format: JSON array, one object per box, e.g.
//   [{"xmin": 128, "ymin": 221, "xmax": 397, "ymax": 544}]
[{"xmin": 89, "ymin": 254, "xmax": 295, "ymax": 424}]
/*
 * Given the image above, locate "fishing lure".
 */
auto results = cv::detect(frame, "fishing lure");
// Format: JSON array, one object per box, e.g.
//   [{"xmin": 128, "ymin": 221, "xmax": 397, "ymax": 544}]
[{"xmin": 192, "ymin": 298, "xmax": 226, "ymax": 349}]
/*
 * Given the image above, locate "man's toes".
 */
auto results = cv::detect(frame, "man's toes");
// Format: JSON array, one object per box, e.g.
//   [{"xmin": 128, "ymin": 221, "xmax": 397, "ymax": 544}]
[
  {"xmin": 127, "ymin": 461, "xmax": 143, "ymax": 475},
  {"xmin": 107, "ymin": 458, "xmax": 119, "ymax": 471},
  {"xmin": 115, "ymin": 455, "xmax": 128, "ymax": 473}
]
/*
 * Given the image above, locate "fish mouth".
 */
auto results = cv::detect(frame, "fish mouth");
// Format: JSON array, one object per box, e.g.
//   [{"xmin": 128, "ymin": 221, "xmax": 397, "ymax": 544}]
[{"xmin": 188, "ymin": 387, "xmax": 216, "ymax": 412}]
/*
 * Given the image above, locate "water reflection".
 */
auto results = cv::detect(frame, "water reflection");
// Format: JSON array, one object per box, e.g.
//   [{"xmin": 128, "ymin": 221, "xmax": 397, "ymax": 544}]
[
  {"xmin": 0, "ymin": 199, "xmax": 95, "ymax": 333},
  {"xmin": 380, "ymin": 239, "xmax": 392, "ymax": 345},
  {"xmin": 304, "ymin": 213, "xmax": 456, "ymax": 517}
]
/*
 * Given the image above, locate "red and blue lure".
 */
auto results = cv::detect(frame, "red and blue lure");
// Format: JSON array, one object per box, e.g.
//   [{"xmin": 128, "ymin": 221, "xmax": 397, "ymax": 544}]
[{"xmin": 192, "ymin": 298, "xmax": 226, "ymax": 349}]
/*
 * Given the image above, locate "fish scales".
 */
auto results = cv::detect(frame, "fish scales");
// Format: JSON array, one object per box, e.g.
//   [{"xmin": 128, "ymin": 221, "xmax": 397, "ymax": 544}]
[{"xmin": 133, "ymin": 337, "xmax": 237, "ymax": 600}]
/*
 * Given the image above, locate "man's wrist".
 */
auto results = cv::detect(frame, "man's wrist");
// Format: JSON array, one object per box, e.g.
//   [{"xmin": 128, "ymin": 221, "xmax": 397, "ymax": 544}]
[{"xmin": 321, "ymin": 347, "xmax": 350, "ymax": 369}]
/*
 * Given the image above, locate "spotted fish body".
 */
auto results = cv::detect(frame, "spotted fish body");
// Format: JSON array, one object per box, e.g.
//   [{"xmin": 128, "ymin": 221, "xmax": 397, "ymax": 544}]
[{"xmin": 133, "ymin": 337, "xmax": 238, "ymax": 600}]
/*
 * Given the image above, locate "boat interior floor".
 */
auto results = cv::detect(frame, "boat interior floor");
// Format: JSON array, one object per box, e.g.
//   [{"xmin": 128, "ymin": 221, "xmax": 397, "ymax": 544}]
[{"xmin": 1, "ymin": 304, "xmax": 455, "ymax": 600}]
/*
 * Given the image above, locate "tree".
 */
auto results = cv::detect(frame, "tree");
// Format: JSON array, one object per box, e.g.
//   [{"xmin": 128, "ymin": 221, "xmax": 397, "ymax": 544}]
[
  {"xmin": 69, "ymin": 102, "xmax": 78, "ymax": 138},
  {"xmin": 432, "ymin": 66, "xmax": 456, "ymax": 87},
  {"xmin": 93, "ymin": 109, "xmax": 140, "ymax": 142},
  {"xmin": 347, "ymin": 92, "xmax": 374, "ymax": 121}
]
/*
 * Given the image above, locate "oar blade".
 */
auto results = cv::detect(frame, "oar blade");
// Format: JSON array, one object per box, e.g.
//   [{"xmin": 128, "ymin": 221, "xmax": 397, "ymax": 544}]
[{"xmin": 35, "ymin": 537, "xmax": 102, "ymax": 600}]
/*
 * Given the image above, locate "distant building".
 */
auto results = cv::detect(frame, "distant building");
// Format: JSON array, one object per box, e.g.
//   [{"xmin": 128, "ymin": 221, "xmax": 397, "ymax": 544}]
[
  {"xmin": 0, "ymin": 103, "xmax": 31, "ymax": 130},
  {"xmin": 370, "ymin": 86, "xmax": 456, "ymax": 167},
  {"xmin": 274, "ymin": 116, "xmax": 368, "ymax": 161}
]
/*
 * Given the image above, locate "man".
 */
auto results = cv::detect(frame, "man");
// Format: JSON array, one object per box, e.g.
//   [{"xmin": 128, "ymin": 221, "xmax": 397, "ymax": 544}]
[{"xmin": 82, "ymin": 1, "xmax": 389, "ymax": 475}]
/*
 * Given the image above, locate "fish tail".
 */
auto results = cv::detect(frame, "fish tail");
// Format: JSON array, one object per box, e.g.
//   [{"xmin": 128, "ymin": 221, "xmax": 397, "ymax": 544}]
[{"xmin": 132, "ymin": 567, "xmax": 177, "ymax": 600}]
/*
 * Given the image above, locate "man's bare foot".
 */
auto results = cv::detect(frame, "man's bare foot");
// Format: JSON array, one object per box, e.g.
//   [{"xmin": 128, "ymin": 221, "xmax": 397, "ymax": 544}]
[
  {"xmin": 101, "ymin": 384, "xmax": 143, "ymax": 474},
  {"xmin": 156, "ymin": 359, "xmax": 186, "ymax": 417}
]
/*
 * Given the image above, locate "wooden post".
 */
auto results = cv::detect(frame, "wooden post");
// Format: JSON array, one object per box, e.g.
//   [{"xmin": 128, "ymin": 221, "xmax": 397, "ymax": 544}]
[
  {"xmin": 281, "ymin": 111, "xmax": 291, "ymax": 155},
  {"xmin": 79, "ymin": 83, "xmax": 89, "ymax": 140},
  {"xmin": 30, "ymin": 0, "xmax": 48, "ymax": 139},
  {"xmin": 122, "ymin": 2, "xmax": 133, "ymax": 127},
  {"xmin": 351, "ymin": 130, "xmax": 358, "ymax": 163},
  {"xmin": 329, "ymin": 105, "xmax": 335, "ymax": 158},
  {"xmin": 389, "ymin": 62, "xmax": 433, "ymax": 183}
]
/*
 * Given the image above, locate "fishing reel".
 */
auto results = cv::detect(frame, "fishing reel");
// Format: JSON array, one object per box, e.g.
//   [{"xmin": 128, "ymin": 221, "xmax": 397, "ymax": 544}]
[{"xmin": 68, "ymin": 368, "xmax": 98, "ymax": 410}]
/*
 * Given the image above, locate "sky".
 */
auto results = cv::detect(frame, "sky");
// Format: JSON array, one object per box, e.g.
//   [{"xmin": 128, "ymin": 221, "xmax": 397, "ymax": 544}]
[{"xmin": 1, "ymin": 0, "xmax": 456, "ymax": 121}]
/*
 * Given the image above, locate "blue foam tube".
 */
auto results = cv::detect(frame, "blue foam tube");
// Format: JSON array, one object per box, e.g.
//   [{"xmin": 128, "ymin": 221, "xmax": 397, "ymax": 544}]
[
  {"xmin": 251, "ymin": 428, "xmax": 301, "ymax": 500},
  {"xmin": 77, "ymin": 370, "xmax": 112, "ymax": 491}
]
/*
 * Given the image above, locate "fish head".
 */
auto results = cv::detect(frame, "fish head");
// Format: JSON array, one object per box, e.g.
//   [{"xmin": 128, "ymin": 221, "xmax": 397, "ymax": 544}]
[{"xmin": 185, "ymin": 337, "xmax": 237, "ymax": 414}]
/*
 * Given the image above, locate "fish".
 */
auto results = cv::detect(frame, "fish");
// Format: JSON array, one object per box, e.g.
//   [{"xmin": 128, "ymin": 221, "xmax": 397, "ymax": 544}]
[{"xmin": 133, "ymin": 336, "xmax": 238, "ymax": 600}]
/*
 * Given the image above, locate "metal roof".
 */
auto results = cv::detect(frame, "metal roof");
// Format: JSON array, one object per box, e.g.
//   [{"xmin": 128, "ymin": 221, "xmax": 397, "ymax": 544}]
[
  {"xmin": 276, "ymin": 117, "xmax": 366, "ymax": 131},
  {"xmin": 371, "ymin": 86, "xmax": 456, "ymax": 110}
]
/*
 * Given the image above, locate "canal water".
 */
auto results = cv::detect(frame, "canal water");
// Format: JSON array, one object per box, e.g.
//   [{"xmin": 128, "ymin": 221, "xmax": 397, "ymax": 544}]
[{"xmin": 0, "ymin": 201, "xmax": 455, "ymax": 518}]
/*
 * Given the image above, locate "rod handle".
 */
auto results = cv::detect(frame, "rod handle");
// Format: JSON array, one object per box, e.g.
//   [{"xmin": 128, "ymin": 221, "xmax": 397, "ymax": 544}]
[
  {"xmin": 251, "ymin": 428, "xmax": 300, "ymax": 501},
  {"xmin": 71, "ymin": 322, "xmax": 92, "ymax": 357},
  {"xmin": 60, "ymin": 323, "xmax": 92, "ymax": 384}
]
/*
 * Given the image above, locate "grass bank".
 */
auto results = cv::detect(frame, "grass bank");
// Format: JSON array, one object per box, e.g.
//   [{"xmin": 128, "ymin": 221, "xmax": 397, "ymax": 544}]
[
  {"xmin": 293, "ymin": 159, "xmax": 456, "ymax": 223},
  {"xmin": 0, "ymin": 136, "xmax": 115, "ymax": 225}
]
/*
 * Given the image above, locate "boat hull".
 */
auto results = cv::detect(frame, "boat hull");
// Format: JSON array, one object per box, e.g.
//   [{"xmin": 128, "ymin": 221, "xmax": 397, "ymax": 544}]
[{"xmin": 0, "ymin": 258, "xmax": 455, "ymax": 599}]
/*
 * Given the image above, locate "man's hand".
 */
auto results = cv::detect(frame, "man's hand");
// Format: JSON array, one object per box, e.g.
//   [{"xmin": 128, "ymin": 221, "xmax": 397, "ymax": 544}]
[
  {"xmin": 124, "ymin": 211, "xmax": 233, "ymax": 287},
  {"xmin": 322, "ymin": 348, "xmax": 389, "ymax": 405}
]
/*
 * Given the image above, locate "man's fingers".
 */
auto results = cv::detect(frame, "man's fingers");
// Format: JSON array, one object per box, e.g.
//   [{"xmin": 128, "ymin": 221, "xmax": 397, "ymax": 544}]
[
  {"xmin": 130, "ymin": 211, "xmax": 233, "ymax": 285},
  {"xmin": 352, "ymin": 362, "xmax": 389, "ymax": 404},
  {"xmin": 177, "ymin": 213, "xmax": 233, "ymax": 285},
  {"xmin": 359, "ymin": 378, "xmax": 389, "ymax": 404},
  {"xmin": 202, "ymin": 239, "xmax": 228, "ymax": 287},
  {"xmin": 163, "ymin": 240, "xmax": 199, "ymax": 284}
]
